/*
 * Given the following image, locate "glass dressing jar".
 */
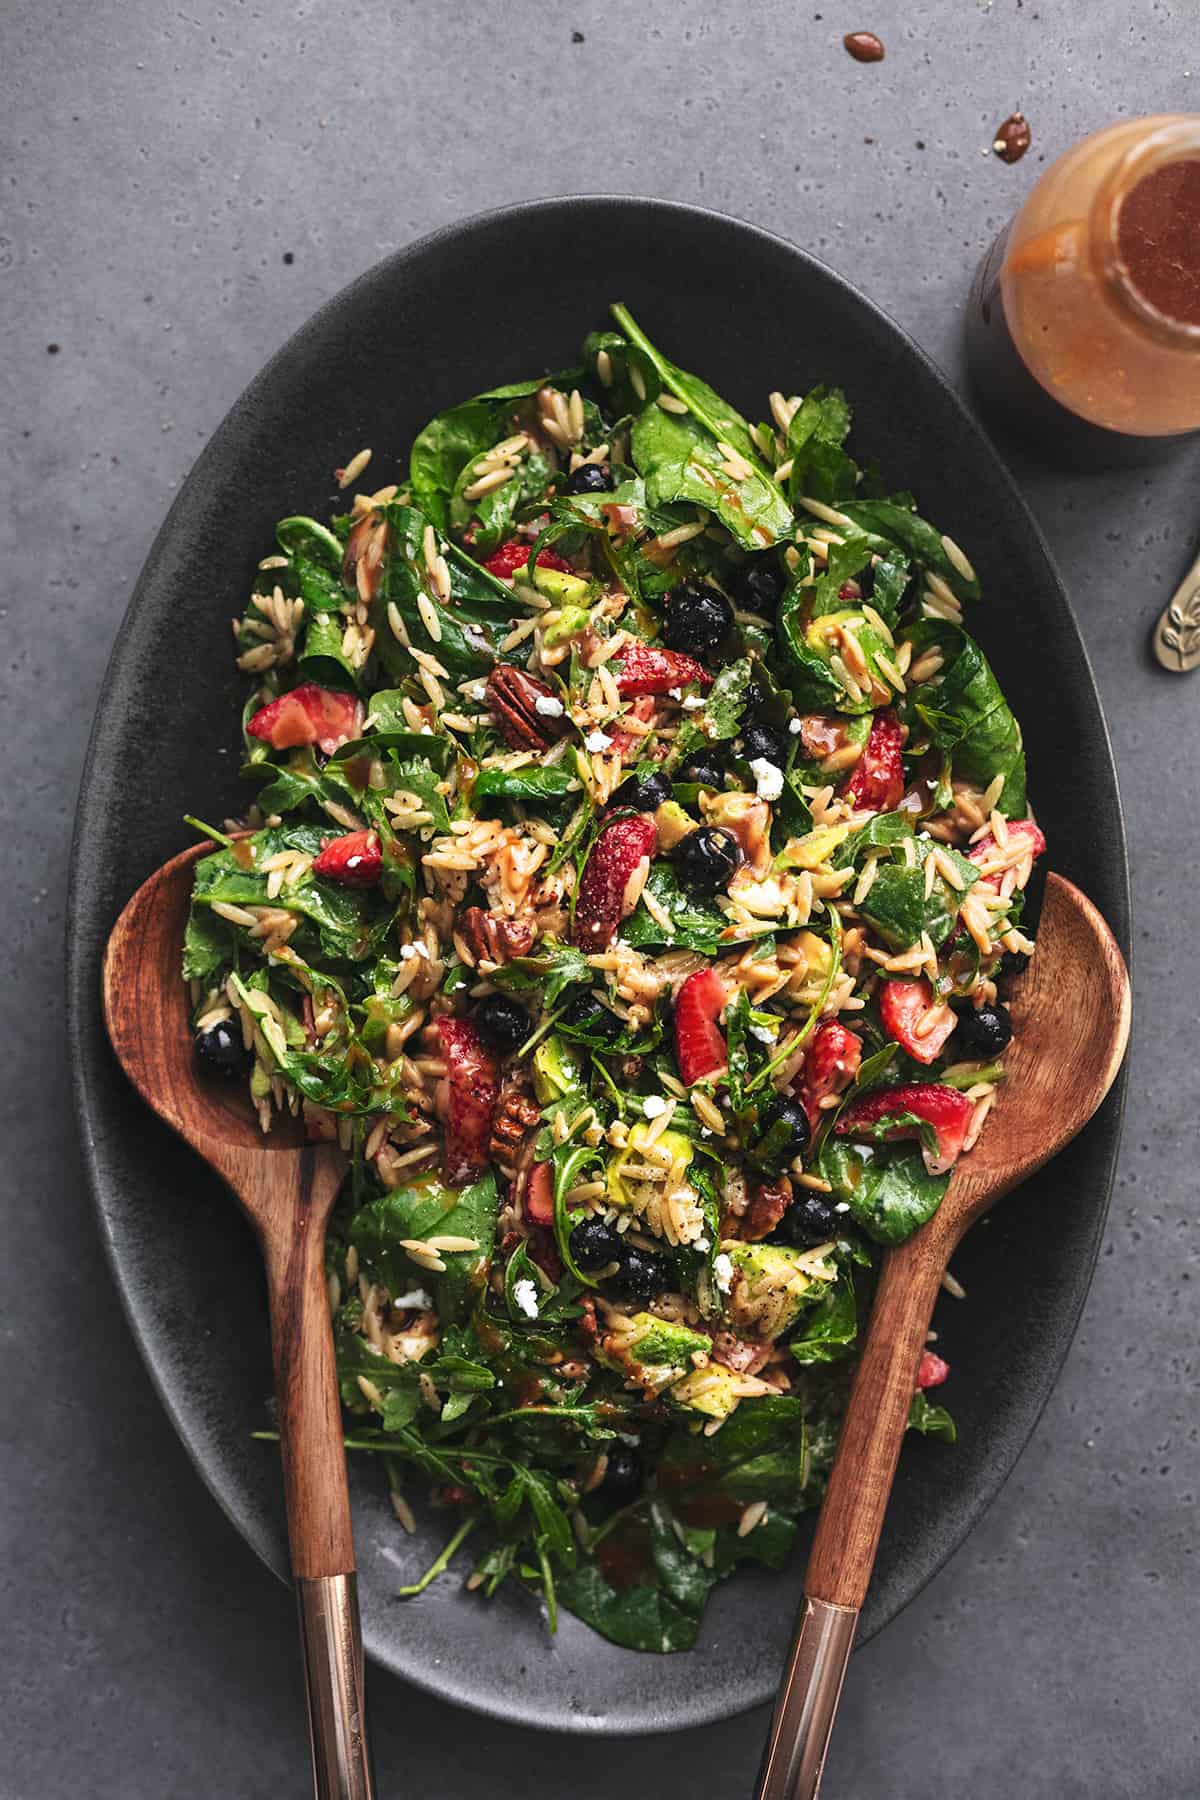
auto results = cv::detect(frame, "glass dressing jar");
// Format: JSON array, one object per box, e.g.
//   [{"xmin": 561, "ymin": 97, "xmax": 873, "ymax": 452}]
[{"xmin": 968, "ymin": 114, "xmax": 1200, "ymax": 443}]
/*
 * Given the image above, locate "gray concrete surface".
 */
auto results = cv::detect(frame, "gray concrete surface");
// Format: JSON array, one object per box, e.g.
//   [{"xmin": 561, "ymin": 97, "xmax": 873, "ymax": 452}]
[{"xmin": 3, "ymin": 2, "xmax": 1198, "ymax": 1794}]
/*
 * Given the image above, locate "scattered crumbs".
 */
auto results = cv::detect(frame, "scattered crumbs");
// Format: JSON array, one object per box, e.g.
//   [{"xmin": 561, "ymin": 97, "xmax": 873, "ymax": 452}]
[
  {"xmin": 863, "ymin": 135, "xmax": 875, "ymax": 144},
  {"xmin": 571, "ymin": 28, "xmax": 584, "ymax": 42},
  {"xmin": 46, "ymin": 343, "xmax": 60, "ymax": 354},
  {"xmin": 282, "ymin": 251, "xmax": 295, "ymax": 265},
  {"xmin": 642, "ymin": 1094, "xmax": 669, "ymax": 1118},
  {"xmin": 843, "ymin": 30, "xmax": 885, "ymax": 62},
  {"xmin": 915, "ymin": 140, "xmax": 926, "ymax": 150}
]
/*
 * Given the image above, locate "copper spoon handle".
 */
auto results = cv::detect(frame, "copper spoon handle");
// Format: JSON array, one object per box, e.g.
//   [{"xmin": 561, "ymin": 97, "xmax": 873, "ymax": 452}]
[
  {"xmin": 256, "ymin": 1152, "xmax": 375, "ymax": 1799},
  {"xmin": 756, "ymin": 1231, "xmax": 948, "ymax": 1800}
]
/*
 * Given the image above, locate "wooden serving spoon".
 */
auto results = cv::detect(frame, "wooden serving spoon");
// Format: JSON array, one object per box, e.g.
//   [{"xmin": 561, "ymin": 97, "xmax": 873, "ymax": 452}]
[
  {"xmin": 756, "ymin": 871, "xmax": 1130, "ymax": 1800},
  {"xmin": 103, "ymin": 840, "xmax": 374, "ymax": 1800}
]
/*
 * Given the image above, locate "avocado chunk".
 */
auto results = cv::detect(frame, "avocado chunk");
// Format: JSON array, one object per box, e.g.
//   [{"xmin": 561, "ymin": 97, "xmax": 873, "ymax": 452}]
[
  {"xmin": 531, "ymin": 1033, "xmax": 586, "ymax": 1105},
  {"xmin": 668, "ymin": 1362, "xmax": 743, "ymax": 1422},
  {"xmin": 599, "ymin": 1310, "xmax": 710, "ymax": 1392},
  {"xmin": 653, "ymin": 798, "xmax": 698, "ymax": 850},
  {"xmin": 725, "ymin": 1241, "xmax": 836, "ymax": 1341},
  {"xmin": 607, "ymin": 1124, "xmax": 694, "ymax": 1213},
  {"xmin": 531, "ymin": 564, "xmax": 592, "ymax": 605},
  {"xmin": 542, "ymin": 602, "xmax": 593, "ymax": 648}
]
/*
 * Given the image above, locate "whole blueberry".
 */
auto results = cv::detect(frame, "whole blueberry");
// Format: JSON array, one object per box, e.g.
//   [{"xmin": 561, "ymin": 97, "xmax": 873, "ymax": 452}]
[
  {"xmin": 473, "ymin": 993, "xmax": 532, "ymax": 1055},
  {"xmin": 735, "ymin": 559, "xmax": 785, "ymax": 614},
  {"xmin": 741, "ymin": 721, "xmax": 788, "ymax": 765},
  {"xmin": 673, "ymin": 827, "xmax": 741, "ymax": 895},
  {"xmin": 569, "ymin": 1217, "xmax": 623, "ymax": 1271},
  {"xmin": 596, "ymin": 1443, "xmax": 644, "ymax": 1509},
  {"xmin": 776, "ymin": 1191, "xmax": 839, "ymax": 1248},
  {"xmin": 678, "ymin": 753, "xmax": 725, "ymax": 791},
  {"xmin": 569, "ymin": 462, "xmax": 613, "ymax": 495},
  {"xmin": 998, "ymin": 949, "xmax": 1028, "ymax": 982},
  {"xmin": 663, "ymin": 581, "xmax": 734, "ymax": 659},
  {"xmin": 608, "ymin": 1242, "xmax": 669, "ymax": 1305},
  {"xmin": 954, "ymin": 1003, "xmax": 1012, "ymax": 1058},
  {"xmin": 611, "ymin": 766, "xmax": 673, "ymax": 813},
  {"xmin": 750, "ymin": 1093, "xmax": 811, "ymax": 1175},
  {"xmin": 560, "ymin": 991, "xmax": 621, "ymax": 1041},
  {"xmin": 194, "ymin": 1018, "xmax": 251, "ymax": 1080}
]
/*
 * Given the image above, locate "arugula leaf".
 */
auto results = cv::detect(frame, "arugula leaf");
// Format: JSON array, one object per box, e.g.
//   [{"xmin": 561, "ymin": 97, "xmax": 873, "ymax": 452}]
[
  {"xmin": 668, "ymin": 656, "xmax": 754, "ymax": 764},
  {"xmin": 904, "ymin": 621, "xmax": 1027, "ymax": 817},
  {"xmin": 490, "ymin": 940, "xmax": 591, "ymax": 1010},
  {"xmin": 817, "ymin": 1140, "xmax": 948, "ymax": 1245},
  {"xmin": 908, "ymin": 1391, "xmax": 957, "ymax": 1442}
]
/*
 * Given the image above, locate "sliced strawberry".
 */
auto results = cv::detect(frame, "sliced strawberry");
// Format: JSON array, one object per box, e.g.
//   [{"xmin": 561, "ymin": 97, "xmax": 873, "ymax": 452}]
[
  {"xmin": 673, "ymin": 966, "xmax": 729, "ymax": 1086},
  {"xmin": 844, "ymin": 708, "xmax": 904, "ymax": 811},
  {"xmin": 246, "ymin": 683, "xmax": 364, "ymax": 755},
  {"xmin": 879, "ymin": 977, "xmax": 957, "ymax": 1065},
  {"xmin": 435, "ymin": 1017, "xmax": 500, "ymax": 1186},
  {"xmin": 917, "ymin": 1349, "xmax": 950, "ymax": 1389},
  {"xmin": 484, "ymin": 538, "xmax": 572, "ymax": 582},
  {"xmin": 571, "ymin": 813, "xmax": 658, "ymax": 951},
  {"xmin": 794, "ymin": 1020, "xmax": 862, "ymax": 1126},
  {"xmin": 524, "ymin": 1160, "xmax": 555, "ymax": 1227},
  {"xmin": 615, "ymin": 642, "xmax": 714, "ymax": 697},
  {"xmin": 836, "ymin": 1080, "xmax": 975, "ymax": 1174},
  {"xmin": 967, "ymin": 818, "xmax": 1046, "ymax": 889},
  {"xmin": 311, "ymin": 828, "xmax": 382, "ymax": 887}
]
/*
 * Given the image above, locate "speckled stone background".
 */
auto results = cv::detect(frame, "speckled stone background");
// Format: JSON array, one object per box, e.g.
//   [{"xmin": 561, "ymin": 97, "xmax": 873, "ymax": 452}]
[{"xmin": 4, "ymin": 2, "xmax": 1198, "ymax": 1795}]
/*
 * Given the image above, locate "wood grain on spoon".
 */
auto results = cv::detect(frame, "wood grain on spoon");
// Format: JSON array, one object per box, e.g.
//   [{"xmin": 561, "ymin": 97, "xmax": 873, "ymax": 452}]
[{"xmin": 757, "ymin": 871, "xmax": 1130, "ymax": 1800}]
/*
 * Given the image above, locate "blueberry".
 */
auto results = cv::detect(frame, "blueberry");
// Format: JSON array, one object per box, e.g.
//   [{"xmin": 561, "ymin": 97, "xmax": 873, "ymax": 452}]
[
  {"xmin": 560, "ymin": 992, "xmax": 621, "ymax": 1041},
  {"xmin": 776, "ymin": 1191, "xmax": 839, "ymax": 1248},
  {"xmin": 998, "ymin": 950, "xmax": 1028, "ymax": 982},
  {"xmin": 735, "ymin": 559, "xmax": 785, "ymax": 614},
  {"xmin": 663, "ymin": 581, "xmax": 734, "ymax": 659},
  {"xmin": 473, "ymin": 993, "xmax": 531, "ymax": 1055},
  {"xmin": 569, "ymin": 462, "xmax": 613, "ymax": 495},
  {"xmin": 750, "ymin": 1093, "xmax": 811, "ymax": 1175},
  {"xmin": 954, "ymin": 1003, "xmax": 1012, "ymax": 1058},
  {"xmin": 608, "ymin": 1242, "xmax": 670, "ymax": 1305},
  {"xmin": 596, "ymin": 1443, "xmax": 643, "ymax": 1509},
  {"xmin": 672, "ymin": 827, "xmax": 741, "ymax": 895},
  {"xmin": 678, "ymin": 753, "xmax": 725, "ymax": 791},
  {"xmin": 741, "ymin": 721, "xmax": 788, "ymax": 765},
  {"xmin": 194, "ymin": 1018, "xmax": 251, "ymax": 1080},
  {"xmin": 569, "ymin": 1217, "xmax": 622, "ymax": 1271},
  {"xmin": 611, "ymin": 767, "xmax": 673, "ymax": 813}
]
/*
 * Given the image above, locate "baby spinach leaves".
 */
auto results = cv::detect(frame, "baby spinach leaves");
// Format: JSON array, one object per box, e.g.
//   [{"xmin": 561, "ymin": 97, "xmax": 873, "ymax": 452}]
[
  {"xmin": 817, "ymin": 1139, "xmax": 949, "ymax": 1245},
  {"xmin": 905, "ymin": 621, "xmax": 1027, "ymax": 816}
]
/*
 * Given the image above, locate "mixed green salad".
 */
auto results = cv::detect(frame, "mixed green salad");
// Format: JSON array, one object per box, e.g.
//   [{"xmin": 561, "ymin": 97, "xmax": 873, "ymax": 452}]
[{"xmin": 183, "ymin": 305, "xmax": 1045, "ymax": 1651}]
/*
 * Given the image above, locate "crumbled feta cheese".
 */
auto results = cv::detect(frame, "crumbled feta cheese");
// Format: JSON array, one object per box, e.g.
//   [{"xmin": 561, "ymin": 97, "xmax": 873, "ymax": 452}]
[
  {"xmin": 694, "ymin": 1237, "xmax": 710, "ymax": 1253},
  {"xmin": 399, "ymin": 943, "xmax": 417, "ymax": 960},
  {"xmin": 534, "ymin": 694, "xmax": 565, "ymax": 718},
  {"xmin": 788, "ymin": 716, "xmax": 803, "ymax": 735},
  {"xmin": 420, "ymin": 724, "xmax": 434, "ymax": 735},
  {"xmin": 642, "ymin": 1094, "xmax": 669, "ymax": 1118},
  {"xmin": 513, "ymin": 1278, "xmax": 540, "ymax": 1319},
  {"xmin": 584, "ymin": 729, "xmax": 613, "ymax": 752},
  {"xmin": 392, "ymin": 1286, "xmax": 434, "ymax": 1311},
  {"xmin": 749, "ymin": 1024, "xmax": 776, "ymax": 1044},
  {"xmin": 749, "ymin": 756, "xmax": 785, "ymax": 802},
  {"xmin": 700, "ymin": 1126, "xmax": 713, "ymax": 1138},
  {"xmin": 713, "ymin": 1252, "xmax": 735, "ymax": 1295},
  {"xmin": 834, "ymin": 1201, "xmax": 850, "ymax": 1213},
  {"xmin": 682, "ymin": 694, "xmax": 706, "ymax": 710},
  {"xmin": 668, "ymin": 687, "xmax": 683, "ymax": 701}
]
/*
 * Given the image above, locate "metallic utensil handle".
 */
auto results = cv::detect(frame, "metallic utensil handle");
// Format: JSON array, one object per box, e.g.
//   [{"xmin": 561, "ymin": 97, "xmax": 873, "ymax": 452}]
[
  {"xmin": 755, "ymin": 1597, "xmax": 858, "ymax": 1800},
  {"xmin": 296, "ymin": 1574, "xmax": 375, "ymax": 1799},
  {"xmin": 1152, "ymin": 546, "xmax": 1200, "ymax": 672}
]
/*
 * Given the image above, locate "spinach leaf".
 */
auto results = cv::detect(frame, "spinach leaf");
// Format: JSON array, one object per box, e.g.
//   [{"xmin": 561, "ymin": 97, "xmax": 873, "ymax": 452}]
[
  {"xmin": 297, "ymin": 609, "xmax": 360, "ymax": 691},
  {"xmin": 857, "ymin": 863, "xmax": 953, "ymax": 952},
  {"xmin": 774, "ymin": 583, "xmax": 855, "ymax": 713},
  {"xmin": 808, "ymin": 536, "xmax": 875, "ymax": 619},
  {"xmin": 557, "ymin": 1556, "xmax": 706, "ymax": 1654},
  {"xmin": 630, "ymin": 406, "xmax": 793, "ymax": 550},
  {"xmin": 835, "ymin": 499, "xmax": 981, "ymax": 606},
  {"xmin": 788, "ymin": 1268, "xmax": 858, "ymax": 1364},
  {"xmin": 190, "ymin": 823, "xmax": 381, "ymax": 962},
  {"xmin": 449, "ymin": 442, "xmax": 555, "ymax": 556},
  {"xmin": 833, "ymin": 810, "xmax": 914, "ymax": 867},
  {"xmin": 668, "ymin": 656, "xmax": 754, "ymax": 764},
  {"xmin": 784, "ymin": 386, "xmax": 858, "ymax": 505},
  {"xmin": 908, "ymin": 1391, "xmax": 957, "ymax": 1442},
  {"xmin": 182, "ymin": 903, "xmax": 234, "ymax": 982},
  {"xmin": 622, "ymin": 862, "xmax": 736, "ymax": 954},
  {"xmin": 472, "ymin": 766, "xmax": 579, "ymax": 805},
  {"xmin": 905, "ymin": 621, "xmax": 1027, "ymax": 817},
  {"xmin": 817, "ymin": 1140, "xmax": 948, "ymax": 1245},
  {"xmin": 349, "ymin": 1173, "xmax": 499, "ymax": 1324},
  {"xmin": 611, "ymin": 304, "xmax": 773, "ymax": 471},
  {"xmin": 374, "ymin": 503, "xmax": 526, "ymax": 683},
  {"xmin": 408, "ymin": 377, "xmax": 560, "ymax": 531}
]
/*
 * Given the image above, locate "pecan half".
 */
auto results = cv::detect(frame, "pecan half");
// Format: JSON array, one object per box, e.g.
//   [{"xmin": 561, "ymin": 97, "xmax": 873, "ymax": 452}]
[
  {"xmin": 735, "ymin": 1176, "xmax": 793, "ymax": 1243},
  {"xmin": 488, "ymin": 1080, "xmax": 541, "ymax": 1173},
  {"xmin": 458, "ymin": 906, "xmax": 535, "ymax": 967},
  {"xmin": 486, "ymin": 664, "xmax": 568, "ymax": 750}
]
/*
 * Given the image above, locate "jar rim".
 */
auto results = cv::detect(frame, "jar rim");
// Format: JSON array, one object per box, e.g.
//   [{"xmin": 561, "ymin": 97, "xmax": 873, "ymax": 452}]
[{"xmin": 1090, "ymin": 117, "xmax": 1200, "ymax": 347}]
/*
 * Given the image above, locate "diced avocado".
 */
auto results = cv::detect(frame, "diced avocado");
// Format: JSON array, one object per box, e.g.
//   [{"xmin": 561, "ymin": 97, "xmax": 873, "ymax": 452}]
[
  {"xmin": 542, "ymin": 603, "xmax": 592, "ymax": 648},
  {"xmin": 599, "ymin": 1310, "xmax": 710, "ymax": 1391},
  {"xmin": 784, "ymin": 823, "xmax": 853, "ymax": 870},
  {"xmin": 531, "ymin": 1033, "xmax": 586, "ymax": 1105},
  {"xmin": 803, "ymin": 609, "xmax": 888, "ymax": 696},
  {"xmin": 725, "ymin": 1241, "xmax": 837, "ymax": 1341},
  {"xmin": 607, "ymin": 1124, "xmax": 694, "ymax": 1212},
  {"xmin": 653, "ymin": 798, "xmax": 697, "ymax": 850},
  {"xmin": 668, "ymin": 1363, "xmax": 742, "ymax": 1422},
  {"xmin": 531, "ymin": 564, "xmax": 592, "ymax": 605},
  {"xmin": 794, "ymin": 929, "xmax": 833, "ymax": 978}
]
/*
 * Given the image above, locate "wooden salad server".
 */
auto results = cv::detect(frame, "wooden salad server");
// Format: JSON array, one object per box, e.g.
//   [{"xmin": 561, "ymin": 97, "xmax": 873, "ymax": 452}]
[
  {"xmin": 102, "ymin": 840, "xmax": 374, "ymax": 1800},
  {"xmin": 756, "ymin": 872, "xmax": 1130, "ymax": 1800}
]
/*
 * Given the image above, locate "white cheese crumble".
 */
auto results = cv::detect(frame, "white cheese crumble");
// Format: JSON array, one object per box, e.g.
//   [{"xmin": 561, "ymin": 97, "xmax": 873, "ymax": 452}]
[
  {"xmin": 392, "ymin": 1286, "xmax": 434, "ymax": 1311},
  {"xmin": 713, "ymin": 1252, "xmax": 735, "ymax": 1295},
  {"xmin": 534, "ymin": 694, "xmax": 565, "ymax": 717},
  {"xmin": 788, "ymin": 716, "xmax": 803, "ymax": 735},
  {"xmin": 749, "ymin": 1024, "xmax": 776, "ymax": 1044},
  {"xmin": 749, "ymin": 756, "xmax": 785, "ymax": 801},
  {"xmin": 642, "ymin": 1094, "xmax": 669, "ymax": 1118},
  {"xmin": 668, "ymin": 687, "xmax": 683, "ymax": 701},
  {"xmin": 584, "ymin": 728, "xmax": 613, "ymax": 752},
  {"xmin": 399, "ymin": 943, "xmax": 417, "ymax": 960},
  {"xmin": 681, "ymin": 694, "xmax": 706, "ymax": 711},
  {"xmin": 513, "ymin": 1278, "xmax": 540, "ymax": 1319},
  {"xmin": 834, "ymin": 1201, "xmax": 850, "ymax": 1213}
]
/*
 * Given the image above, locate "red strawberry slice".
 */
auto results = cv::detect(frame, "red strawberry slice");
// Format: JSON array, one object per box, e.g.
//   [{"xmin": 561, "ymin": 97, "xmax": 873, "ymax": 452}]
[
  {"xmin": 879, "ymin": 977, "xmax": 957, "ymax": 1065},
  {"xmin": 571, "ymin": 813, "xmax": 658, "ymax": 951},
  {"xmin": 524, "ymin": 1161, "xmax": 555, "ymax": 1227},
  {"xmin": 967, "ymin": 818, "xmax": 1046, "ymax": 889},
  {"xmin": 844, "ymin": 708, "xmax": 904, "ymax": 811},
  {"xmin": 615, "ymin": 641, "xmax": 713, "ymax": 698},
  {"xmin": 917, "ymin": 1349, "xmax": 950, "ymax": 1389},
  {"xmin": 484, "ymin": 538, "xmax": 572, "ymax": 582},
  {"xmin": 435, "ymin": 1017, "xmax": 500, "ymax": 1186},
  {"xmin": 674, "ymin": 966, "xmax": 729, "ymax": 1086},
  {"xmin": 246, "ymin": 683, "xmax": 364, "ymax": 755},
  {"xmin": 311, "ymin": 829, "xmax": 382, "ymax": 887},
  {"xmin": 794, "ymin": 1020, "xmax": 862, "ymax": 1126},
  {"xmin": 836, "ymin": 1080, "xmax": 975, "ymax": 1174}
]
